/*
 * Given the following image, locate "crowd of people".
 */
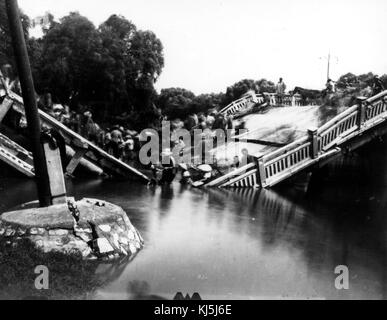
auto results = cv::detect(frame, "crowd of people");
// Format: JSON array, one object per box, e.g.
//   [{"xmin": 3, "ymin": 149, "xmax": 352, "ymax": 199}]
[
  {"xmin": 33, "ymin": 79, "xmax": 293, "ymax": 186},
  {"xmin": 33, "ymin": 74, "xmax": 386, "ymax": 186},
  {"xmin": 36, "ymin": 92, "xmax": 246, "ymax": 184},
  {"xmin": 38, "ymin": 93, "xmax": 140, "ymax": 165}
]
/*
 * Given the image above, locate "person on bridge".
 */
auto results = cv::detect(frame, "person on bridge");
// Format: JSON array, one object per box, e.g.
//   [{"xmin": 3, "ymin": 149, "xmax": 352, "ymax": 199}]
[
  {"xmin": 325, "ymin": 79, "xmax": 336, "ymax": 94},
  {"xmin": 109, "ymin": 125, "xmax": 124, "ymax": 159},
  {"xmin": 276, "ymin": 78, "xmax": 286, "ymax": 104}
]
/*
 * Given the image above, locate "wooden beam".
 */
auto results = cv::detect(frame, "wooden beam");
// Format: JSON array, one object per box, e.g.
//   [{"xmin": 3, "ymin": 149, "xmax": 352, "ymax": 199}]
[
  {"xmin": 43, "ymin": 143, "xmax": 67, "ymax": 204},
  {"xmin": 8, "ymin": 78, "xmax": 17, "ymax": 92},
  {"xmin": 0, "ymin": 145, "xmax": 35, "ymax": 177},
  {"xmin": 65, "ymin": 148, "xmax": 87, "ymax": 176},
  {"xmin": 0, "ymin": 97, "xmax": 13, "ymax": 122},
  {"xmin": 0, "ymin": 70, "xmax": 9, "ymax": 95},
  {"xmin": 9, "ymin": 93, "xmax": 149, "ymax": 181},
  {"xmin": 244, "ymin": 138, "xmax": 287, "ymax": 147}
]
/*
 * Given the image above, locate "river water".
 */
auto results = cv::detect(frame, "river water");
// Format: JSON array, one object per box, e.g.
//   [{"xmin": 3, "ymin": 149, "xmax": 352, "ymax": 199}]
[{"xmin": 1, "ymin": 138, "xmax": 387, "ymax": 300}]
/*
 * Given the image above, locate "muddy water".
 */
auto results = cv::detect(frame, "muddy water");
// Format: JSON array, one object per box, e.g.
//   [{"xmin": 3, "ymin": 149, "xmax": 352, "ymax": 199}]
[{"xmin": 1, "ymin": 137, "xmax": 387, "ymax": 299}]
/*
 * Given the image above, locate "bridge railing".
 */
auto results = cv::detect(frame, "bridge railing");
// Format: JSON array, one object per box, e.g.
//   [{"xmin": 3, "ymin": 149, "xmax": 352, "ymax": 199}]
[
  {"xmin": 365, "ymin": 92, "xmax": 387, "ymax": 123},
  {"xmin": 262, "ymin": 136, "xmax": 312, "ymax": 186},
  {"xmin": 205, "ymin": 162, "xmax": 256, "ymax": 187},
  {"xmin": 219, "ymin": 93, "xmax": 306, "ymax": 116},
  {"xmin": 317, "ymin": 106, "xmax": 359, "ymax": 151},
  {"xmin": 208, "ymin": 90, "xmax": 387, "ymax": 188},
  {"xmin": 262, "ymin": 90, "xmax": 387, "ymax": 187}
]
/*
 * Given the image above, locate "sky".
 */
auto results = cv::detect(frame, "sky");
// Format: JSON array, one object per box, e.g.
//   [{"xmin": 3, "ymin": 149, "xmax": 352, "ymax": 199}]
[{"xmin": 18, "ymin": 0, "xmax": 387, "ymax": 95}]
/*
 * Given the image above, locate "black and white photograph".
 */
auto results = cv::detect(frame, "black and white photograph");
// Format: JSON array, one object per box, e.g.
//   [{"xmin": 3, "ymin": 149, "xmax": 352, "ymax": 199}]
[{"xmin": 0, "ymin": 0, "xmax": 387, "ymax": 306}]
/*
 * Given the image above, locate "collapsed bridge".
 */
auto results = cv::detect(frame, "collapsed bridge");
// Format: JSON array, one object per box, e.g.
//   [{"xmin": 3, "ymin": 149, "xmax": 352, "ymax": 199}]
[
  {"xmin": 0, "ymin": 74, "xmax": 149, "ymax": 182},
  {"xmin": 205, "ymin": 90, "xmax": 387, "ymax": 189}
]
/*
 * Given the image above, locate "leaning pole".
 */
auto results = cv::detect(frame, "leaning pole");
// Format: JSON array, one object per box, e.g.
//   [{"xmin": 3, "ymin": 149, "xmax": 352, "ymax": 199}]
[{"xmin": 5, "ymin": 0, "xmax": 51, "ymax": 207}]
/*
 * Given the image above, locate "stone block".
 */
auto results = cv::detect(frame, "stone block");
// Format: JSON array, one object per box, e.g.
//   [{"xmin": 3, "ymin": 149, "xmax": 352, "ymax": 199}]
[
  {"xmin": 119, "ymin": 236, "xmax": 129, "ymax": 246},
  {"xmin": 29, "ymin": 227, "xmax": 46, "ymax": 235},
  {"xmin": 111, "ymin": 233, "xmax": 120, "ymax": 249},
  {"xmin": 0, "ymin": 198, "xmax": 144, "ymax": 261},
  {"xmin": 96, "ymin": 237, "xmax": 114, "ymax": 254},
  {"xmin": 129, "ymin": 243, "xmax": 137, "ymax": 255},
  {"xmin": 75, "ymin": 232, "xmax": 92, "ymax": 242},
  {"xmin": 48, "ymin": 229, "xmax": 69, "ymax": 236},
  {"xmin": 127, "ymin": 230, "xmax": 135, "ymax": 240},
  {"xmin": 98, "ymin": 224, "xmax": 111, "ymax": 233}
]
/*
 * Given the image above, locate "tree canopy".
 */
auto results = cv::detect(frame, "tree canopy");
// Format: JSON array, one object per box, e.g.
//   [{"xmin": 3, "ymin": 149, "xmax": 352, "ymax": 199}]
[
  {"xmin": 2, "ymin": 5, "xmax": 387, "ymax": 129},
  {"xmin": 0, "ymin": 0, "xmax": 30, "ymax": 71},
  {"xmin": 1, "ymin": 10, "xmax": 165, "ymax": 128},
  {"xmin": 223, "ymin": 79, "xmax": 275, "ymax": 106}
]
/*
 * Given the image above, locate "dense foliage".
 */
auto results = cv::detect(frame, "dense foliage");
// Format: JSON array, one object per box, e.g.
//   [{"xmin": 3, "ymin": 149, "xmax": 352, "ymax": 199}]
[
  {"xmin": 0, "ymin": 5, "xmax": 164, "ymax": 129},
  {"xmin": 156, "ymin": 79, "xmax": 276, "ymax": 120},
  {"xmin": 2, "ymin": 2, "xmax": 387, "ymax": 128}
]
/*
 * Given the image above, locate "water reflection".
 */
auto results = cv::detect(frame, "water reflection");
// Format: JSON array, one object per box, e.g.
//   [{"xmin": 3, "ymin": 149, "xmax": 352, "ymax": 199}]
[
  {"xmin": 127, "ymin": 281, "xmax": 167, "ymax": 300},
  {"xmin": 1, "ymin": 139, "xmax": 387, "ymax": 299}
]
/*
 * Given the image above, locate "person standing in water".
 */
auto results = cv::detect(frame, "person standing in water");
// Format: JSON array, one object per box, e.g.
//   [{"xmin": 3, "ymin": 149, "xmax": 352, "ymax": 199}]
[{"xmin": 159, "ymin": 148, "xmax": 177, "ymax": 185}]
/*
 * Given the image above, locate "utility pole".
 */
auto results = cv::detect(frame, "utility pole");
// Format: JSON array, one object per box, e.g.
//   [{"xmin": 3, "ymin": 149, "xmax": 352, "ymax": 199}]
[
  {"xmin": 320, "ymin": 52, "xmax": 338, "ymax": 83},
  {"xmin": 6, "ymin": 0, "xmax": 52, "ymax": 207}
]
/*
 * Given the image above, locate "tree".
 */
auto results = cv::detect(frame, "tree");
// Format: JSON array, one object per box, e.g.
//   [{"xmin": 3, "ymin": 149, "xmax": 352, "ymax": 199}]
[
  {"xmin": 336, "ymin": 72, "xmax": 358, "ymax": 90},
  {"xmin": 0, "ymin": 0, "xmax": 30, "ymax": 69},
  {"xmin": 357, "ymin": 72, "xmax": 376, "ymax": 89},
  {"xmin": 191, "ymin": 93, "xmax": 225, "ymax": 114},
  {"xmin": 257, "ymin": 78, "xmax": 276, "ymax": 93},
  {"xmin": 27, "ymin": 37, "xmax": 43, "ymax": 81},
  {"xmin": 222, "ymin": 78, "xmax": 275, "ymax": 107},
  {"xmin": 97, "ymin": 15, "xmax": 137, "ymax": 116},
  {"xmin": 157, "ymin": 88, "xmax": 195, "ymax": 119},
  {"xmin": 99, "ymin": 14, "xmax": 136, "ymax": 41},
  {"xmin": 224, "ymin": 79, "xmax": 259, "ymax": 105},
  {"xmin": 36, "ymin": 12, "xmax": 103, "ymax": 106},
  {"xmin": 380, "ymin": 74, "xmax": 387, "ymax": 90},
  {"xmin": 125, "ymin": 30, "xmax": 164, "ymax": 128}
]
